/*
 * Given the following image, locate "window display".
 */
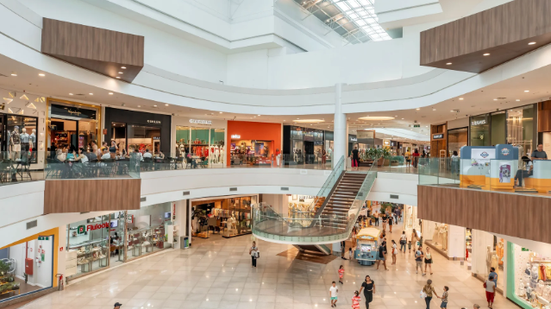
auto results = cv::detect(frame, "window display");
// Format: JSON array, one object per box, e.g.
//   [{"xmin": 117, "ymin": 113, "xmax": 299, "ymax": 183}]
[
  {"xmin": 1, "ymin": 114, "xmax": 39, "ymax": 163},
  {"xmin": 192, "ymin": 195, "xmax": 257, "ymax": 238},
  {"xmin": 0, "ymin": 234, "xmax": 54, "ymax": 301},
  {"xmin": 511, "ymin": 243, "xmax": 551, "ymax": 309},
  {"xmin": 175, "ymin": 125, "xmax": 225, "ymax": 166},
  {"xmin": 470, "ymin": 115, "xmax": 490, "ymax": 146},
  {"xmin": 230, "ymin": 139, "xmax": 272, "ymax": 166},
  {"xmin": 507, "ymin": 105, "xmax": 535, "ymax": 157},
  {"xmin": 126, "ymin": 203, "xmax": 172, "ymax": 260},
  {"xmin": 448, "ymin": 127, "xmax": 468, "ymax": 157}
]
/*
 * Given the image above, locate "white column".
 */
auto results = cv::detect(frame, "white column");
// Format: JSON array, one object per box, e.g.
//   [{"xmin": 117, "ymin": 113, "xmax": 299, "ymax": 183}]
[
  {"xmin": 174, "ymin": 200, "xmax": 188, "ymax": 247},
  {"xmin": 334, "ymin": 83, "xmax": 347, "ymax": 170},
  {"xmin": 447, "ymin": 224, "xmax": 466, "ymax": 259}
]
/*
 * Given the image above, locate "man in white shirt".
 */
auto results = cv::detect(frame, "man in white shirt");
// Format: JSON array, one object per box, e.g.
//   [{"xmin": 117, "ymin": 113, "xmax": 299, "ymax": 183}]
[
  {"xmin": 329, "ymin": 281, "xmax": 338, "ymax": 308},
  {"xmin": 101, "ymin": 148, "xmax": 111, "ymax": 160},
  {"xmin": 143, "ymin": 149, "xmax": 152, "ymax": 158}
]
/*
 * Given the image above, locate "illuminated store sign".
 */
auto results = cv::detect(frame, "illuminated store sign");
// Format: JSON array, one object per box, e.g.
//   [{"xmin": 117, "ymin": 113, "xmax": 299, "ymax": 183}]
[
  {"xmin": 189, "ymin": 119, "xmax": 212, "ymax": 125},
  {"xmin": 432, "ymin": 134, "xmax": 444, "ymax": 139},
  {"xmin": 471, "ymin": 119, "xmax": 487, "ymax": 126},
  {"xmin": 231, "ymin": 134, "xmax": 241, "ymax": 139}
]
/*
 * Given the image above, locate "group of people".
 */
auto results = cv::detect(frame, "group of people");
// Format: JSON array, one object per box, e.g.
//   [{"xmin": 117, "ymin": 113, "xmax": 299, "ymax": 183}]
[
  {"xmin": 405, "ymin": 148, "xmax": 426, "ymax": 168},
  {"xmin": 53, "ymin": 140, "xmax": 165, "ymax": 164}
]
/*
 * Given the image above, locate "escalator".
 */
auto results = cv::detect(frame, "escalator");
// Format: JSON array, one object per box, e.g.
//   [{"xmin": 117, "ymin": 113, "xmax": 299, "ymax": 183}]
[{"xmin": 293, "ymin": 244, "xmax": 332, "ymax": 255}]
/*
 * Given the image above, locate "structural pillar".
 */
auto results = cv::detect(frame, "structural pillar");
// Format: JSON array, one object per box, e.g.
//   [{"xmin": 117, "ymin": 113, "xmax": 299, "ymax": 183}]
[{"xmin": 333, "ymin": 83, "xmax": 347, "ymax": 170}]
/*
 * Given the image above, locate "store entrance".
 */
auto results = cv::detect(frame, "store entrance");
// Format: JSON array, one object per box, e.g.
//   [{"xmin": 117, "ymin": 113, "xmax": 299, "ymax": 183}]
[
  {"xmin": 48, "ymin": 103, "xmax": 98, "ymax": 157},
  {"xmin": 304, "ymin": 141, "xmax": 314, "ymax": 164}
]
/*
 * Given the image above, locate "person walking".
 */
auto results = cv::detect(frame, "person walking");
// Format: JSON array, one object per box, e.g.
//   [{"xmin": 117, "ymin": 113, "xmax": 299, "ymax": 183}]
[
  {"xmin": 338, "ymin": 265, "xmax": 345, "ymax": 284},
  {"xmin": 489, "ymin": 267, "xmax": 498, "ymax": 287},
  {"xmin": 341, "ymin": 240, "xmax": 347, "ymax": 260},
  {"xmin": 329, "ymin": 281, "xmax": 339, "ymax": 308},
  {"xmin": 400, "ymin": 231, "xmax": 407, "ymax": 253},
  {"xmin": 382, "ymin": 213, "xmax": 387, "ymax": 232},
  {"xmin": 249, "ymin": 241, "xmax": 259, "ymax": 268},
  {"xmin": 485, "ymin": 275, "xmax": 496, "ymax": 308},
  {"xmin": 391, "ymin": 240, "xmax": 398, "ymax": 265},
  {"xmin": 352, "ymin": 291, "xmax": 361, "ymax": 309},
  {"xmin": 376, "ymin": 241, "xmax": 388, "ymax": 271},
  {"xmin": 351, "ymin": 146, "xmax": 360, "ymax": 171},
  {"xmin": 114, "ymin": 302, "xmax": 122, "ymax": 309},
  {"xmin": 411, "ymin": 229, "xmax": 419, "ymax": 253},
  {"xmin": 438, "ymin": 286, "xmax": 449, "ymax": 309},
  {"xmin": 388, "ymin": 213, "xmax": 393, "ymax": 233},
  {"xmin": 415, "ymin": 246, "xmax": 424, "ymax": 274},
  {"xmin": 424, "ymin": 247, "xmax": 433, "ymax": 275},
  {"xmin": 422, "ymin": 279, "xmax": 439, "ymax": 309},
  {"xmin": 359, "ymin": 275, "xmax": 375, "ymax": 309},
  {"xmin": 374, "ymin": 211, "xmax": 379, "ymax": 226}
]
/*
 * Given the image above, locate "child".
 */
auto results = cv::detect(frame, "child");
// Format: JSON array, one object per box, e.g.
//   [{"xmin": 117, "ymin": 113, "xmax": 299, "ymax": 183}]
[
  {"xmin": 348, "ymin": 247, "xmax": 353, "ymax": 260},
  {"xmin": 329, "ymin": 281, "xmax": 339, "ymax": 308},
  {"xmin": 338, "ymin": 265, "xmax": 345, "ymax": 284},
  {"xmin": 439, "ymin": 286, "xmax": 449, "ymax": 308},
  {"xmin": 352, "ymin": 291, "xmax": 361, "ymax": 309}
]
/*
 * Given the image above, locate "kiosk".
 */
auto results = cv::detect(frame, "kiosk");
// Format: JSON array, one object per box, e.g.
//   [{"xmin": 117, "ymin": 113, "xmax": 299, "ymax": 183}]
[
  {"xmin": 354, "ymin": 227, "xmax": 381, "ymax": 266},
  {"xmin": 524, "ymin": 160, "xmax": 551, "ymax": 193},
  {"xmin": 489, "ymin": 144, "xmax": 519, "ymax": 191},
  {"xmin": 459, "ymin": 146, "xmax": 495, "ymax": 189}
]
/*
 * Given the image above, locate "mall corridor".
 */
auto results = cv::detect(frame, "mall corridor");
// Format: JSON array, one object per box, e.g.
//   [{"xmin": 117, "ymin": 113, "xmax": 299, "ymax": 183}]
[{"xmin": 20, "ymin": 221, "xmax": 518, "ymax": 309}]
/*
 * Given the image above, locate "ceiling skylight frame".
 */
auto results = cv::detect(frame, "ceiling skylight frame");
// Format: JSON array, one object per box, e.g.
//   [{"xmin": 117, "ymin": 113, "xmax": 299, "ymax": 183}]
[{"xmin": 329, "ymin": 0, "xmax": 391, "ymax": 42}]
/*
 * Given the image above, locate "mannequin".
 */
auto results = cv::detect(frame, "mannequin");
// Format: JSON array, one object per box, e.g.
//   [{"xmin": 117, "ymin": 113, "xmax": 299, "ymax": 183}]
[
  {"xmin": 10, "ymin": 126, "xmax": 21, "ymax": 160},
  {"xmin": 20, "ymin": 127, "xmax": 31, "ymax": 162},
  {"xmin": 491, "ymin": 252, "xmax": 499, "ymax": 270},
  {"xmin": 439, "ymin": 225, "xmax": 448, "ymax": 250},
  {"xmin": 432, "ymin": 223, "xmax": 440, "ymax": 245},
  {"xmin": 526, "ymin": 283, "xmax": 534, "ymax": 301},
  {"xmin": 220, "ymin": 147, "xmax": 224, "ymax": 165},
  {"xmin": 215, "ymin": 146, "xmax": 220, "ymax": 164},
  {"xmin": 518, "ymin": 278, "xmax": 525, "ymax": 297},
  {"xmin": 532, "ymin": 266, "xmax": 540, "ymax": 288}
]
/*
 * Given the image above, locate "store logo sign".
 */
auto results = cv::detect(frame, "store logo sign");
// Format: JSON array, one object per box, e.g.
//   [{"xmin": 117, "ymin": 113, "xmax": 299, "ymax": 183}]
[
  {"xmin": 432, "ymin": 134, "xmax": 444, "ymax": 139},
  {"xmin": 147, "ymin": 120, "xmax": 161, "ymax": 124},
  {"xmin": 350, "ymin": 137, "xmax": 357, "ymax": 142},
  {"xmin": 471, "ymin": 119, "xmax": 487, "ymax": 126},
  {"xmin": 77, "ymin": 225, "xmax": 86, "ymax": 234},
  {"xmin": 189, "ymin": 119, "xmax": 212, "ymax": 125},
  {"xmin": 86, "ymin": 223, "xmax": 110, "ymax": 231},
  {"xmin": 231, "ymin": 134, "xmax": 241, "ymax": 139},
  {"xmin": 480, "ymin": 151, "xmax": 490, "ymax": 158},
  {"xmin": 501, "ymin": 148, "xmax": 510, "ymax": 156}
]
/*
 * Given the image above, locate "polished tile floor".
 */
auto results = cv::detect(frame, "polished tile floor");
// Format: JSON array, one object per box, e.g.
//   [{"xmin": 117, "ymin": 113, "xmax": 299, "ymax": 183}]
[{"xmin": 22, "ymin": 222, "xmax": 519, "ymax": 309}]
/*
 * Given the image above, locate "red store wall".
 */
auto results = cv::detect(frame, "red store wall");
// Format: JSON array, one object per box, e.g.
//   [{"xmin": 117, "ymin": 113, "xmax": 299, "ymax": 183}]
[{"xmin": 226, "ymin": 121, "xmax": 282, "ymax": 166}]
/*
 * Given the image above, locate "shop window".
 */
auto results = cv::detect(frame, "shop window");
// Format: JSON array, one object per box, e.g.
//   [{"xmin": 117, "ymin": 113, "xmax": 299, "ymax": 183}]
[
  {"xmin": 126, "ymin": 203, "xmax": 172, "ymax": 260},
  {"xmin": 3, "ymin": 115, "xmax": 38, "ymax": 163},
  {"xmin": 510, "ymin": 243, "xmax": 550, "ymax": 307},
  {"xmin": 491, "ymin": 111, "xmax": 507, "ymax": 145},
  {"xmin": 507, "ymin": 105, "xmax": 534, "ymax": 156},
  {"xmin": 447, "ymin": 127, "xmax": 468, "ymax": 156},
  {"xmin": 470, "ymin": 115, "xmax": 491, "ymax": 146},
  {"xmin": 0, "ymin": 235, "xmax": 54, "ymax": 301},
  {"xmin": 192, "ymin": 196, "xmax": 256, "ymax": 238}
]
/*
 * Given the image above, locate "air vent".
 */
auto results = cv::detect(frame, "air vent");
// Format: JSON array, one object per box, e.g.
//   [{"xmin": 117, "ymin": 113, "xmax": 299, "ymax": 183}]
[
  {"xmin": 140, "ymin": 197, "xmax": 146, "ymax": 202},
  {"xmin": 26, "ymin": 220, "xmax": 38, "ymax": 230},
  {"xmin": 229, "ymin": 187, "xmax": 237, "ymax": 192},
  {"xmin": 390, "ymin": 194, "xmax": 399, "ymax": 199},
  {"xmin": 183, "ymin": 191, "xmax": 190, "ymax": 196},
  {"xmin": 281, "ymin": 187, "xmax": 289, "ymax": 191}
]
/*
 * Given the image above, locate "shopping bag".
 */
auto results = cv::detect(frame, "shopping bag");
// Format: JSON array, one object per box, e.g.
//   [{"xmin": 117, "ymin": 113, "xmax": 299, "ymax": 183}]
[{"xmin": 420, "ymin": 290, "xmax": 427, "ymax": 299}]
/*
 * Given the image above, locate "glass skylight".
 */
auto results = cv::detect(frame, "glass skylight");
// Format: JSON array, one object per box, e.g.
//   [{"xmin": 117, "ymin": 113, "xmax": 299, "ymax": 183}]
[{"xmin": 329, "ymin": 0, "xmax": 391, "ymax": 42}]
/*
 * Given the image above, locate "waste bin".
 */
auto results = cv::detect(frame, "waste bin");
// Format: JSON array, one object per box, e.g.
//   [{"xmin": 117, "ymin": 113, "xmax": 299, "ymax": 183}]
[{"xmin": 180, "ymin": 236, "xmax": 189, "ymax": 249}]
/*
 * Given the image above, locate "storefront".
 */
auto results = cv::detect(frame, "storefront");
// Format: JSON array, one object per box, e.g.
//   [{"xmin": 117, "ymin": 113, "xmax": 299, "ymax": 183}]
[
  {"xmin": 470, "ymin": 104, "xmax": 536, "ymax": 155},
  {"xmin": 0, "ymin": 229, "xmax": 58, "ymax": 302},
  {"xmin": 65, "ymin": 203, "xmax": 175, "ymax": 280},
  {"xmin": 422, "ymin": 220, "xmax": 466, "ymax": 260},
  {"xmin": 48, "ymin": 100, "xmax": 100, "ymax": 158},
  {"xmin": 104, "ymin": 107, "xmax": 171, "ymax": 156},
  {"xmin": 287, "ymin": 194, "xmax": 317, "ymax": 217},
  {"xmin": 447, "ymin": 127, "xmax": 468, "ymax": 156},
  {"xmin": 173, "ymin": 117, "xmax": 226, "ymax": 166},
  {"xmin": 348, "ymin": 134, "xmax": 358, "ymax": 155},
  {"xmin": 430, "ymin": 123, "xmax": 447, "ymax": 157},
  {"xmin": 227, "ymin": 121, "xmax": 281, "ymax": 166},
  {"xmin": 470, "ymin": 230, "xmax": 506, "ymax": 292},
  {"xmin": 191, "ymin": 195, "xmax": 258, "ymax": 238},
  {"xmin": 283, "ymin": 126, "xmax": 325, "ymax": 165},
  {"xmin": 324, "ymin": 131, "xmax": 334, "ymax": 162},
  {"xmin": 507, "ymin": 241, "xmax": 551, "ymax": 309}
]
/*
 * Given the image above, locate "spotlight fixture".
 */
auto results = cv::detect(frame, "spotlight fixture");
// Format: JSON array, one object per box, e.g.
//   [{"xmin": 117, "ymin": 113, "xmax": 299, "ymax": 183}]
[
  {"xmin": 446, "ymin": 62, "xmax": 452, "ymax": 65},
  {"xmin": 524, "ymin": 90, "xmax": 529, "ymax": 93},
  {"xmin": 121, "ymin": 66, "xmax": 126, "ymax": 69},
  {"xmin": 528, "ymin": 42, "xmax": 536, "ymax": 45},
  {"xmin": 137, "ymin": 105, "xmax": 141, "ymax": 108},
  {"xmin": 165, "ymin": 104, "xmax": 169, "ymax": 107},
  {"xmin": 493, "ymin": 98, "xmax": 497, "ymax": 101},
  {"xmin": 69, "ymin": 93, "xmax": 74, "ymax": 96},
  {"xmin": 416, "ymin": 108, "xmax": 420, "ymax": 111},
  {"xmin": 116, "ymin": 76, "xmax": 120, "ymax": 79},
  {"xmin": 118, "ymin": 72, "xmax": 123, "ymax": 74},
  {"xmin": 38, "ymin": 73, "xmax": 45, "ymax": 77},
  {"xmin": 20, "ymin": 94, "xmax": 29, "ymax": 100},
  {"xmin": 153, "ymin": 105, "xmax": 158, "ymax": 107},
  {"xmin": 10, "ymin": 72, "xmax": 17, "ymax": 77},
  {"xmin": 89, "ymin": 93, "xmax": 93, "ymax": 95},
  {"xmin": 219, "ymin": 111, "xmax": 223, "ymax": 114},
  {"xmin": 459, "ymin": 97, "xmax": 464, "ymax": 101},
  {"xmin": 483, "ymin": 53, "xmax": 490, "ymax": 56},
  {"xmin": 432, "ymin": 108, "xmax": 436, "ymax": 111},
  {"xmin": 516, "ymin": 99, "xmax": 520, "ymax": 101},
  {"xmin": 26, "ymin": 102, "xmax": 36, "ymax": 109},
  {"xmin": 108, "ymin": 92, "xmax": 114, "ymax": 95}
]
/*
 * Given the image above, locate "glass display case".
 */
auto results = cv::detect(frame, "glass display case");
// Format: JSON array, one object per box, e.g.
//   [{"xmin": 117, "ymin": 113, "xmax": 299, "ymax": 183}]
[
  {"xmin": 126, "ymin": 225, "xmax": 166, "ymax": 260},
  {"xmin": 67, "ymin": 239, "xmax": 109, "ymax": 277}
]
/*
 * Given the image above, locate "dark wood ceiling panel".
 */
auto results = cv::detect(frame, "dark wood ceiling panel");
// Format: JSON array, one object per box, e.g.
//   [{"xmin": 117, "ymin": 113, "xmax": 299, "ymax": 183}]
[
  {"xmin": 41, "ymin": 18, "xmax": 144, "ymax": 82},
  {"xmin": 420, "ymin": 0, "xmax": 551, "ymax": 73}
]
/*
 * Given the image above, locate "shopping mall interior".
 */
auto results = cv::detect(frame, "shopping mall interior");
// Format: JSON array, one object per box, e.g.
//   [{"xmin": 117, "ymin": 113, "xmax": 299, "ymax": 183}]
[{"xmin": 1, "ymin": 0, "xmax": 551, "ymax": 308}]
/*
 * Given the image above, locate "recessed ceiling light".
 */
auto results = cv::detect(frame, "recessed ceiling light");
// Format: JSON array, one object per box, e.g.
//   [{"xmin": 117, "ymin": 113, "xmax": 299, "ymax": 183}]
[
  {"xmin": 516, "ymin": 99, "xmax": 520, "ymax": 101},
  {"xmin": 165, "ymin": 103, "xmax": 169, "ymax": 107},
  {"xmin": 89, "ymin": 93, "xmax": 93, "ymax": 96},
  {"xmin": 432, "ymin": 108, "xmax": 436, "ymax": 111},
  {"xmin": 137, "ymin": 105, "xmax": 141, "ymax": 107},
  {"xmin": 459, "ymin": 97, "xmax": 464, "ymax": 101},
  {"xmin": 10, "ymin": 72, "xmax": 17, "ymax": 77},
  {"xmin": 524, "ymin": 90, "xmax": 530, "ymax": 93},
  {"xmin": 358, "ymin": 116, "xmax": 394, "ymax": 121},
  {"xmin": 258, "ymin": 114, "xmax": 261, "ymax": 116},
  {"xmin": 108, "ymin": 92, "xmax": 113, "ymax": 95},
  {"xmin": 38, "ymin": 73, "xmax": 45, "ymax": 77},
  {"xmin": 121, "ymin": 66, "xmax": 126, "ymax": 69},
  {"xmin": 153, "ymin": 105, "xmax": 158, "ymax": 107},
  {"xmin": 528, "ymin": 42, "xmax": 536, "ymax": 45},
  {"xmin": 69, "ymin": 93, "xmax": 74, "ymax": 96},
  {"xmin": 446, "ymin": 62, "xmax": 452, "ymax": 65},
  {"xmin": 483, "ymin": 53, "xmax": 490, "ymax": 56},
  {"xmin": 294, "ymin": 119, "xmax": 324, "ymax": 123},
  {"xmin": 116, "ymin": 76, "xmax": 120, "ymax": 79},
  {"xmin": 416, "ymin": 108, "xmax": 420, "ymax": 111},
  {"xmin": 493, "ymin": 98, "xmax": 497, "ymax": 101},
  {"xmin": 401, "ymin": 118, "xmax": 404, "ymax": 120},
  {"xmin": 118, "ymin": 72, "xmax": 123, "ymax": 74},
  {"xmin": 219, "ymin": 111, "xmax": 223, "ymax": 114}
]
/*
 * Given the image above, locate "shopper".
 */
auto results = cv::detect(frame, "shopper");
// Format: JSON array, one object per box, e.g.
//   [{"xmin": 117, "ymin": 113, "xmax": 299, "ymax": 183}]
[
  {"xmin": 352, "ymin": 291, "xmax": 361, "ymax": 309},
  {"xmin": 114, "ymin": 302, "xmax": 122, "ymax": 309},
  {"xmin": 438, "ymin": 286, "xmax": 449, "ymax": 309},
  {"xmin": 388, "ymin": 212, "xmax": 393, "ymax": 233},
  {"xmin": 424, "ymin": 247, "xmax": 433, "ymax": 275},
  {"xmin": 338, "ymin": 265, "xmax": 344, "ymax": 284},
  {"xmin": 329, "ymin": 281, "xmax": 339, "ymax": 308},
  {"xmin": 374, "ymin": 211, "xmax": 379, "ymax": 226},
  {"xmin": 411, "ymin": 229, "xmax": 419, "ymax": 253},
  {"xmin": 376, "ymin": 242, "xmax": 388, "ymax": 271},
  {"xmin": 485, "ymin": 276, "xmax": 496, "ymax": 309},
  {"xmin": 405, "ymin": 149, "xmax": 411, "ymax": 167},
  {"xmin": 400, "ymin": 231, "xmax": 407, "ymax": 253},
  {"xmin": 341, "ymin": 240, "xmax": 347, "ymax": 260},
  {"xmin": 359, "ymin": 275, "xmax": 375, "ymax": 309},
  {"xmin": 391, "ymin": 240, "xmax": 398, "ymax": 265},
  {"xmin": 382, "ymin": 213, "xmax": 387, "ymax": 232},
  {"xmin": 412, "ymin": 148, "xmax": 420, "ymax": 168},
  {"xmin": 351, "ymin": 146, "xmax": 360, "ymax": 171},
  {"xmin": 415, "ymin": 246, "xmax": 424, "ymax": 274},
  {"xmin": 489, "ymin": 267, "xmax": 498, "ymax": 286},
  {"xmin": 249, "ymin": 241, "xmax": 259, "ymax": 268},
  {"xmin": 349, "ymin": 247, "xmax": 353, "ymax": 260},
  {"xmin": 422, "ymin": 279, "xmax": 439, "ymax": 309}
]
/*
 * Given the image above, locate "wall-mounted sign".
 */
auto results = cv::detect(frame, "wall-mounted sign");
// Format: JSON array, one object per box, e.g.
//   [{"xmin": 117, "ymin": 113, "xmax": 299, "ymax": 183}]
[
  {"xmin": 77, "ymin": 222, "xmax": 110, "ymax": 233},
  {"xmin": 51, "ymin": 104, "xmax": 97, "ymax": 119},
  {"xmin": 189, "ymin": 119, "xmax": 212, "ymax": 125},
  {"xmin": 471, "ymin": 119, "xmax": 487, "ymax": 126},
  {"xmin": 231, "ymin": 134, "xmax": 241, "ymax": 139},
  {"xmin": 432, "ymin": 134, "xmax": 444, "ymax": 140},
  {"xmin": 153, "ymin": 136, "xmax": 160, "ymax": 140},
  {"xmin": 147, "ymin": 120, "xmax": 161, "ymax": 124}
]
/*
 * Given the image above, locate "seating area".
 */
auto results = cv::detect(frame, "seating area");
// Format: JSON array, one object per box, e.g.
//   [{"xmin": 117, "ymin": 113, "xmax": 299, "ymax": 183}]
[
  {"xmin": 45, "ymin": 158, "xmax": 139, "ymax": 179},
  {"xmin": 0, "ymin": 155, "xmax": 34, "ymax": 184}
]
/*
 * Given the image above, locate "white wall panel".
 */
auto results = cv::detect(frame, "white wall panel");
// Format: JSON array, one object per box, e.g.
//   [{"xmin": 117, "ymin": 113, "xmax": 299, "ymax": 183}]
[
  {"xmin": 367, "ymin": 172, "xmax": 418, "ymax": 205},
  {"xmin": 0, "ymin": 181, "xmax": 44, "ymax": 229}
]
